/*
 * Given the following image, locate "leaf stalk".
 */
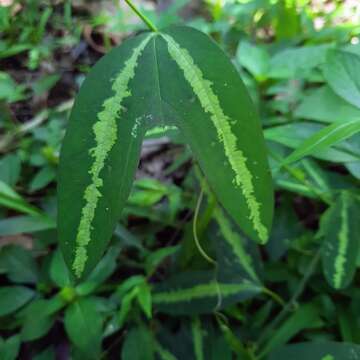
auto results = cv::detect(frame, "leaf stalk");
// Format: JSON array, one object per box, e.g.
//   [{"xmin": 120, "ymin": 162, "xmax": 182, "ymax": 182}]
[{"xmin": 124, "ymin": 0, "xmax": 158, "ymax": 32}]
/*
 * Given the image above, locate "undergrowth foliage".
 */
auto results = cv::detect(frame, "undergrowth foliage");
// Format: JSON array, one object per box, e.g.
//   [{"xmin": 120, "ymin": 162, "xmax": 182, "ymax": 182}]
[{"xmin": 1, "ymin": 0, "xmax": 360, "ymax": 359}]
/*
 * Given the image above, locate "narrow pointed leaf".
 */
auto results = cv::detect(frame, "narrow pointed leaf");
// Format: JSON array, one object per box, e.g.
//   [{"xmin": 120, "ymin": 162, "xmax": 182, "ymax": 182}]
[
  {"xmin": 156, "ymin": 27, "xmax": 273, "ymax": 243},
  {"xmin": 58, "ymin": 33, "xmax": 156, "ymax": 278},
  {"xmin": 0, "ymin": 180, "xmax": 40, "ymax": 216},
  {"xmin": 321, "ymin": 191, "xmax": 360, "ymax": 290},
  {"xmin": 260, "ymin": 303, "xmax": 323, "ymax": 356},
  {"xmin": 153, "ymin": 271, "xmax": 261, "ymax": 314},
  {"xmin": 282, "ymin": 120, "xmax": 360, "ymax": 166},
  {"xmin": 265, "ymin": 122, "xmax": 360, "ymax": 163},
  {"xmin": 191, "ymin": 317, "xmax": 204, "ymax": 360}
]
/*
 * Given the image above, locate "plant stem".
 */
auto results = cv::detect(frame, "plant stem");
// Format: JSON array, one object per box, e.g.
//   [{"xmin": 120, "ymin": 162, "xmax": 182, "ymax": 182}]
[
  {"xmin": 256, "ymin": 249, "xmax": 321, "ymax": 358},
  {"xmin": 124, "ymin": 0, "xmax": 158, "ymax": 32},
  {"xmin": 262, "ymin": 287, "xmax": 286, "ymax": 307},
  {"xmin": 269, "ymin": 150, "xmax": 332, "ymax": 205},
  {"xmin": 193, "ymin": 189, "xmax": 217, "ymax": 265}
]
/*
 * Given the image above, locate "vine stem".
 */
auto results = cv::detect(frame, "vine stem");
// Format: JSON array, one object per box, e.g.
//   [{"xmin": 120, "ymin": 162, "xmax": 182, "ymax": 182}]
[
  {"xmin": 124, "ymin": 0, "xmax": 158, "ymax": 32},
  {"xmin": 193, "ymin": 189, "xmax": 217, "ymax": 265},
  {"xmin": 193, "ymin": 188, "xmax": 224, "ymax": 311},
  {"xmin": 262, "ymin": 287, "xmax": 286, "ymax": 307}
]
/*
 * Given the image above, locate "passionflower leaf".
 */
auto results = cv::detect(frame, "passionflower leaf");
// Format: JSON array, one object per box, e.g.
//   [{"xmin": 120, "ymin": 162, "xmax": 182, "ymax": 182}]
[
  {"xmin": 321, "ymin": 191, "xmax": 360, "ymax": 290},
  {"xmin": 58, "ymin": 26, "xmax": 273, "ymax": 278}
]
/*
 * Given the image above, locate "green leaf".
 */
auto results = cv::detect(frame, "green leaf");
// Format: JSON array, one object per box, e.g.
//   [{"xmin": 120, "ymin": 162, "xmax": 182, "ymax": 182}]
[
  {"xmin": 337, "ymin": 305, "xmax": 358, "ymax": 343},
  {"xmin": 159, "ymin": 28, "xmax": 273, "ymax": 244},
  {"xmin": 346, "ymin": 161, "xmax": 360, "ymax": 180},
  {"xmin": 155, "ymin": 342, "xmax": 178, "ymax": 360},
  {"xmin": 29, "ymin": 166, "xmax": 56, "ymax": 193},
  {"xmin": 114, "ymin": 224, "xmax": 146, "ymax": 252},
  {"xmin": 145, "ymin": 245, "xmax": 179, "ymax": 276},
  {"xmin": 321, "ymin": 192, "xmax": 360, "ymax": 290},
  {"xmin": 217, "ymin": 316, "xmax": 247, "ymax": 356},
  {"xmin": 0, "ymin": 72, "xmax": 26, "ymax": 102},
  {"xmin": 269, "ymin": 145, "xmax": 334, "ymax": 200},
  {"xmin": 282, "ymin": 120, "xmax": 360, "ymax": 166},
  {"xmin": 153, "ymin": 271, "xmax": 261, "ymax": 315},
  {"xmin": 208, "ymin": 334, "xmax": 232, "ymax": 360},
  {"xmin": 49, "ymin": 248, "xmax": 71, "ymax": 288},
  {"xmin": 0, "ymin": 286, "xmax": 34, "ymax": 316},
  {"xmin": 0, "ymin": 245, "xmax": 39, "ymax": 284},
  {"xmin": 323, "ymin": 50, "xmax": 360, "ymax": 109},
  {"xmin": 22, "ymin": 316, "xmax": 55, "ymax": 342},
  {"xmin": 137, "ymin": 282, "xmax": 152, "ymax": 319},
  {"xmin": 0, "ymin": 335, "xmax": 20, "ymax": 360},
  {"xmin": 0, "ymin": 180, "xmax": 40, "ymax": 216},
  {"xmin": 265, "ymin": 122, "xmax": 360, "ymax": 163},
  {"xmin": 274, "ymin": 0, "xmax": 300, "ymax": 40},
  {"xmin": 268, "ymin": 341, "xmax": 360, "ymax": 360},
  {"xmin": 191, "ymin": 317, "xmax": 204, "ymax": 360},
  {"xmin": 32, "ymin": 74, "xmax": 60, "ymax": 97},
  {"xmin": 116, "ymin": 275, "xmax": 146, "ymax": 298},
  {"xmin": 295, "ymin": 86, "xmax": 360, "ymax": 123},
  {"xmin": 0, "ymin": 154, "xmax": 21, "ymax": 186},
  {"xmin": 75, "ymin": 245, "xmax": 121, "ymax": 296},
  {"xmin": 260, "ymin": 303, "xmax": 323, "ymax": 357},
  {"xmin": 236, "ymin": 40, "xmax": 269, "ymax": 81},
  {"xmin": 0, "ymin": 43, "xmax": 31, "ymax": 59},
  {"xmin": 213, "ymin": 206, "xmax": 260, "ymax": 283},
  {"xmin": 268, "ymin": 44, "xmax": 331, "ymax": 79},
  {"xmin": 32, "ymin": 347, "xmax": 55, "ymax": 360},
  {"xmin": 58, "ymin": 26, "xmax": 273, "ymax": 278},
  {"xmin": 266, "ymin": 199, "xmax": 304, "ymax": 261},
  {"xmin": 115, "ymin": 275, "xmax": 152, "ymax": 324},
  {"xmin": 19, "ymin": 296, "xmax": 65, "ymax": 341},
  {"xmin": 58, "ymin": 33, "xmax": 154, "ymax": 279},
  {"xmin": 122, "ymin": 326, "xmax": 155, "ymax": 360},
  {"xmin": 128, "ymin": 178, "xmax": 169, "ymax": 206},
  {"xmin": 118, "ymin": 286, "xmax": 139, "ymax": 327},
  {"xmin": 0, "ymin": 215, "xmax": 55, "ymax": 236},
  {"xmin": 64, "ymin": 297, "xmax": 103, "ymax": 358}
]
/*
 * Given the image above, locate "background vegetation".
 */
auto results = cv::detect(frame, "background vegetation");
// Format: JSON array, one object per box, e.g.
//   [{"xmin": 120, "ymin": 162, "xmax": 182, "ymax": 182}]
[{"xmin": 1, "ymin": 0, "xmax": 360, "ymax": 359}]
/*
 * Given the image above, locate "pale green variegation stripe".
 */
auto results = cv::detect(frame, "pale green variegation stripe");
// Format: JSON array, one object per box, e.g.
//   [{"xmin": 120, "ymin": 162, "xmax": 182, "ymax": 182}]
[
  {"xmin": 192, "ymin": 317, "xmax": 204, "ymax": 360},
  {"xmin": 162, "ymin": 34, "xmax": 268, "ymax": 243},
  {"xmin": 213, "ymin": 207, "xmax": 259, "ymax": 282},
  {"xmin": 322, "ymin": 355, "xmax": 334, "ymax": 360},
  {"xmin": 145, "ymin": 125, "xmax": 177, "ymax": 137},
  {"xmin": 72, "ymin": 35, "xmax": 153, "ymax": 277},
  {"xmin": 153, "ymin": 282, "xmax": 260, "ymax": 304},
  {"xmin": 333, "ymin": 193, "xmax": 350, "ymax": 289}
]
